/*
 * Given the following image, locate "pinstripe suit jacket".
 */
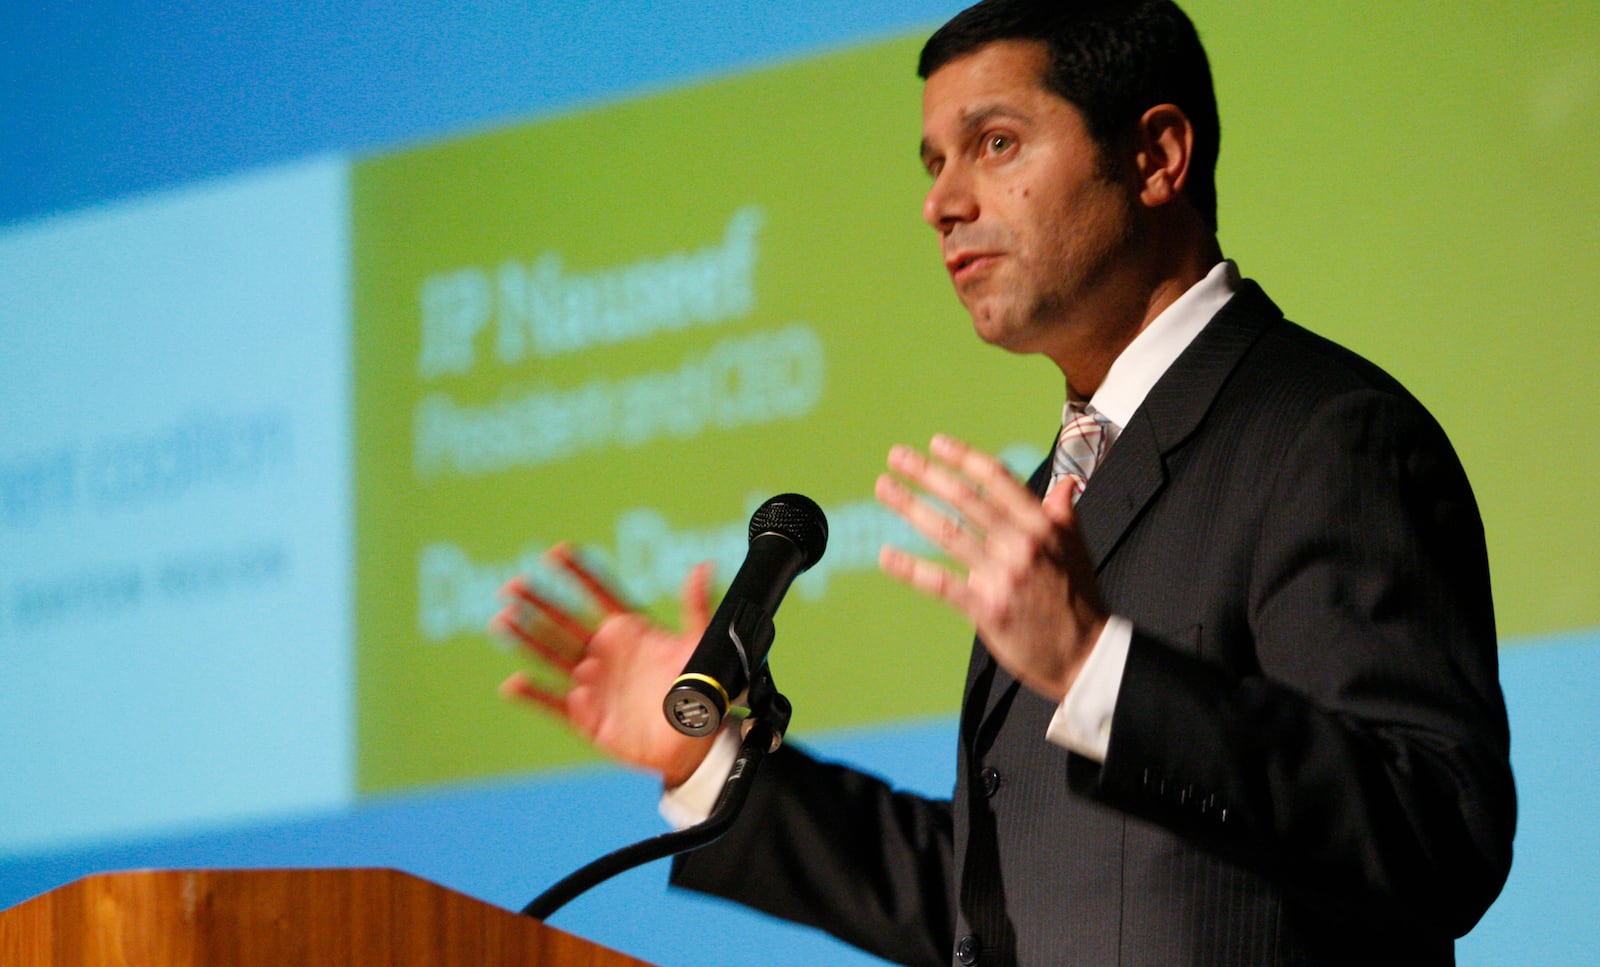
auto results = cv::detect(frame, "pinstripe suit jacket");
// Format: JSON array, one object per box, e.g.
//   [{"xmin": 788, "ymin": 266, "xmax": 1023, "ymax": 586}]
[{"xmin": 672, "ymin": 282, "xmax": 1516, "ymax": 966}]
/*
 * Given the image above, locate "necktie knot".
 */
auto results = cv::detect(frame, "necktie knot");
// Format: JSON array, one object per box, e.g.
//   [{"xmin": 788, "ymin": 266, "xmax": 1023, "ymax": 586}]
[{"xmin": 1049, "ymin": 407, "xmax": 1112, "ymax": 503}]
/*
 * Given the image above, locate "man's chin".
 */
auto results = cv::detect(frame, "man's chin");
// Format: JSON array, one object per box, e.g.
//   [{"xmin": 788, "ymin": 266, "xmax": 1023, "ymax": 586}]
[{"xmin": 967, "ymin": 306, "xmax": 1031, "ymax": 353}]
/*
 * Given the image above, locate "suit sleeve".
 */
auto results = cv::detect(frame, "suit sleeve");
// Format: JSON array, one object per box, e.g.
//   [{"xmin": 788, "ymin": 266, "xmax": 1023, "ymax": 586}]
[
  {"xmin": 670, "ymin": 743, "xmax": 955, "ymax": 967},
  {"xmin": 1084, "ymin": 387, "xmax": 1516, "ymax": 937}
]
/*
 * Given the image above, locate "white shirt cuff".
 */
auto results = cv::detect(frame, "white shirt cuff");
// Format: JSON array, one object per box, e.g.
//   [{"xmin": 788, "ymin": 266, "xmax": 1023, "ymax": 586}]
[
  {"xmin": 1045, "ymin": 614, "xmax": 1133, "ymax": 762},
  {"xmin": 658, "ymin": 727, "xmax": 741, "ymax": 829}
]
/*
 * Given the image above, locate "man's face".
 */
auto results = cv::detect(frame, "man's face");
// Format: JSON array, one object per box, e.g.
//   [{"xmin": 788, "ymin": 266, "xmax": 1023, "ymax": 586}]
[{"xmin": 920, "ymin": 40, "xmax": 1136, "ymax": 355}]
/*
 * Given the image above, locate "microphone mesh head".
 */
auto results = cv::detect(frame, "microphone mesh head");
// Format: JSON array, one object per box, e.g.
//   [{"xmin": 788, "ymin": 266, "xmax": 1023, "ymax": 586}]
[{"xmin": 749, "ymin": 493, "xmax": 828, "ymax": 570}]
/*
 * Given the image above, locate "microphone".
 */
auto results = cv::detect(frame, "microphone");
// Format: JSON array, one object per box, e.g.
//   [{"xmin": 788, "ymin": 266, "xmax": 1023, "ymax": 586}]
[{"xmin": 664, "ymin": 493, "xmax": 828, "ymax": 738}]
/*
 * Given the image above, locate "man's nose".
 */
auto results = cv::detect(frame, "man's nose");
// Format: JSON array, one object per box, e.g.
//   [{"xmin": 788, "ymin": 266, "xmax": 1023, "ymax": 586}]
[{"xmin": 923, "ymin": 165, "xmax": 978, "ymax": 230}]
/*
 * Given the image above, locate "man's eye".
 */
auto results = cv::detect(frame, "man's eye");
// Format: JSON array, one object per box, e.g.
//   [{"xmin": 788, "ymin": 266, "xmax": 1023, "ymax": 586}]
[{"xmin": 985, "ymin": 134, "xmax": 1015, "ymax": 155}]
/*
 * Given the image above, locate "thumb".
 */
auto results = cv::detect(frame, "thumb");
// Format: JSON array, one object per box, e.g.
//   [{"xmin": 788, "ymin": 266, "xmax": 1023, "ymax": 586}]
[
  {"xmin": 1041, "ymin": 477, "xmax": 1080, "ymax": 528},
  {"xmin": 681, "ymin": 560, "xmax": 715, "ymax": 632}
]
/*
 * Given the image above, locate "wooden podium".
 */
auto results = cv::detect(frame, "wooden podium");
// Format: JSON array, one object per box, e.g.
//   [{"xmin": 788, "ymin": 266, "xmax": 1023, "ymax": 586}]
[{"xmin": 0, "ymin": 868, "xmax": 654, "ymax": 966}]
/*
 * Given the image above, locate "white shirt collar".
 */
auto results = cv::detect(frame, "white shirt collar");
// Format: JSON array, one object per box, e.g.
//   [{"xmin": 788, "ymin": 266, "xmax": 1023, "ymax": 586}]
[{"xmin": 1076, "ymin": 259, "xmax": 1241, "ymax": 431}]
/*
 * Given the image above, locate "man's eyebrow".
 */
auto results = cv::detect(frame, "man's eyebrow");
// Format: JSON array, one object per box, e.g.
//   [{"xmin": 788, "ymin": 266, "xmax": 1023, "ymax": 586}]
[{"xmin": 959, "ymin": 104, "xmax": 1033, "ymax": 133}]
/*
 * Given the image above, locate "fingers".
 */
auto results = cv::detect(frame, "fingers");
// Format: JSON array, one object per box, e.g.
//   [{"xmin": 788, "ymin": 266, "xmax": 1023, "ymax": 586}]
[
  {"xmin": 548, "ymin": 542, "xmax": 631, "ymax": 616},
  {"xmin": 878, "ymin": 543, "xmax": 973, "ymax": 611},
  {"xmin": 879, "ymin": 434, "xmax": 1044, "ymax": 567},
  {"xmin": 499, "ymin": 669, "xmax": 567, "ymax": 716},
  {"xmin": 924, "ymin": 434, "xmax": 1040, "ymax": 521},
  {"xmin": 490, "ymin": 599, "xmax": 582, "ymax": 672},
  {"xmin": 876, "ymin": 434, "xmax": 1076, "ymax": 620},
  {"xmin": 884, "ymin": 440, "xmax": 992, "ymax": 537},
  {"xmin": 496, "ymin": 548, "xmax": 715, "ymax": 714},
  {"xmin": 876, "ymin": 469, "xmax": 986, "ymax": 565},
  {"xmin": 501, "ymin": 573, "xmax": 592, "ymax": 644},
  {"xmin": 680, "ymin": 560, "xmax": 714, "ymax": 631},
  {"xmin": 496, "ymin": 545, "xmax": 630, "ymax": 666}
]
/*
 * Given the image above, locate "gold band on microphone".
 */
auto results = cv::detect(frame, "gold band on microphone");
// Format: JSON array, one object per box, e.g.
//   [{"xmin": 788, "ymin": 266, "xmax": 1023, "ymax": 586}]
[{"xmin": 670, "ymin": 673, "xmax": 730, "ymax": 709}]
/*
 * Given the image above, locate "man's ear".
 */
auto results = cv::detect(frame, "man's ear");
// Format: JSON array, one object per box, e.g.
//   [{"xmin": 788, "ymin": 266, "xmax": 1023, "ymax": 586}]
[{"xmin": 1133, "ymin": 103, "xmax": 1195, "ymax": 210}]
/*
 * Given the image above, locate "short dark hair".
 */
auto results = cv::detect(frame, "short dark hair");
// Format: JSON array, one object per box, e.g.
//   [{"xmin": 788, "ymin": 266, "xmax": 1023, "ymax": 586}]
[{"xmin": 919, "ymin": 0, "xmax": 1220, "ymax": 231}]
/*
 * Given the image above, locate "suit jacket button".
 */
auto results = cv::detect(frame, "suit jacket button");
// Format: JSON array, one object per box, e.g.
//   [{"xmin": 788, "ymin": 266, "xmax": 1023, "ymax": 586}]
[
  {"xmin": 956, "ymin": 934, "xmax": 982, "ymax": 965},
  {"xmin": 979, "ymin": 767, "xmax": 1002, "ymax": 798}
]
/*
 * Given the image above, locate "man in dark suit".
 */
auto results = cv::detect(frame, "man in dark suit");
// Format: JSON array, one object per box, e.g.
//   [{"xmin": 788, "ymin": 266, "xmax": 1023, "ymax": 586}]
[{"xmin": 499, "ymin": 2, "xmax": 1515, "ymax": 964}]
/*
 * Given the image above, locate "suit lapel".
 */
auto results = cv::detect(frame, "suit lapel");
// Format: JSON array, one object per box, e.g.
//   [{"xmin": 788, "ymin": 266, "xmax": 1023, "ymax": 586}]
[
  {"xmin": 1075, "ymin": 412, "xmax": 1165, "ymax": 571},
  {"xmin": 1078, "ymin": 280, "xmax": 1281, "ymax": 570}
]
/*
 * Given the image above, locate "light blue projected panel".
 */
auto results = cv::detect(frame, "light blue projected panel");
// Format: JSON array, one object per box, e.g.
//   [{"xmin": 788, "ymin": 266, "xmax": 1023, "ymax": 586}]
[{"xmin": 0, "ymin": 159, "xmax": 353, "ymax": 856}]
